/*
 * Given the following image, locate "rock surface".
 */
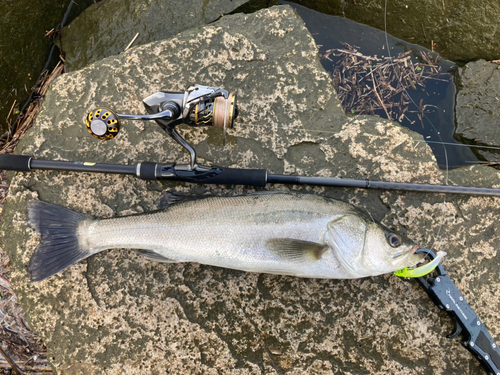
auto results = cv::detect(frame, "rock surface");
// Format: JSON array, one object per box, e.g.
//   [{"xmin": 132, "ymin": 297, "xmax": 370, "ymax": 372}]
[
  {"xmin": 456, "ymin": 60, "xmax": 500, "ymax": 163},
  {"xmin": 2, "ymin": 5, "xmax": 500, "ymax": 374},
  {"xmin": 60, "ymin": 0, "xmax": 249, "ymax": 71}
]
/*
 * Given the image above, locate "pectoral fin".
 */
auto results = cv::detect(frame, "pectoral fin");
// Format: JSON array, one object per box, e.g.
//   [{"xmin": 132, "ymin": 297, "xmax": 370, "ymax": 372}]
[{"xmin": 266, "ymin": 239, "xmax": 328, "ymax": 265}]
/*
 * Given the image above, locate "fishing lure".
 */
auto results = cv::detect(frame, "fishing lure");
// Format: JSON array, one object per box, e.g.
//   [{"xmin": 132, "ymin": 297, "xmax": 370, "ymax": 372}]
[{"xmin": 394, "ymin": 250, "xmax": 446, "ymax": 278}]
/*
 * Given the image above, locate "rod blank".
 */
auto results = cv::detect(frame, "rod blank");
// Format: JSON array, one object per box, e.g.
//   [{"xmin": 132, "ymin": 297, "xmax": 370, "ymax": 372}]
[{"xmin": 267, "ymin": 175, "xmax": 500, "ymax": 197}]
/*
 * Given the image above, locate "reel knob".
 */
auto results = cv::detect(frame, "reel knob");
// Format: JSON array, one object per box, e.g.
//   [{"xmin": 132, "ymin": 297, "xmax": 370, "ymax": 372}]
[{"xmin": 86, "ymin": 107, "xmax": 121, "ymax": 140}]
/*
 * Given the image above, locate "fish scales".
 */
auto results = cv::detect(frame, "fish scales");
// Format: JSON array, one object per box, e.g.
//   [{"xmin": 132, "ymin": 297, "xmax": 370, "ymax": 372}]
[{"xmin": 27, "ymin": 193, "xmax": 423, "ymax": 282}]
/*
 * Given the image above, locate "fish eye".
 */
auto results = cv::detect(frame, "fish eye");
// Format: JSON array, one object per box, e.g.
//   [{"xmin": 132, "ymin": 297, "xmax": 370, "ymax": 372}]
[{"xmin": 387, "ymin": 233, "xmax": 401, "ymax": 248}]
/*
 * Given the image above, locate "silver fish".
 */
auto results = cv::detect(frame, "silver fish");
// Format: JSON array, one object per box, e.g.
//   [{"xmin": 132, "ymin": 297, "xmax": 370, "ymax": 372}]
[{"xmin": 27, "ymin": 193, "xmax": 423, "ymax": 282}]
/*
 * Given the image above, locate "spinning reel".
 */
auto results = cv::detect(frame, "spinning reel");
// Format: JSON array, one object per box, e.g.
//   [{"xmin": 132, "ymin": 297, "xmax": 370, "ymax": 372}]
[{"xmin": 86, "ymin": 84, "xmax": 238, "ymax": 171}]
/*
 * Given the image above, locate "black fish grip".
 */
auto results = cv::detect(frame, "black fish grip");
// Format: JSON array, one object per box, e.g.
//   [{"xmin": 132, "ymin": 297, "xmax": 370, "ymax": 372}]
[{"xmin": 415, "ymin": 249, "xmax": 500, "ymax": 374}]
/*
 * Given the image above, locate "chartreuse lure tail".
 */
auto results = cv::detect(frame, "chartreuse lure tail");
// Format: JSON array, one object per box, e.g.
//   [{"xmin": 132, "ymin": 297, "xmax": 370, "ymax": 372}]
[{"xmin": 394, "ymin": 251, "xmax": 447, "ymax": 278}]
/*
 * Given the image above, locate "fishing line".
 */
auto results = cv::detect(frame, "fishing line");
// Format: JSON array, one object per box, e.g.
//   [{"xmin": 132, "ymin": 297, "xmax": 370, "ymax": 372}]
[
  {"xmin": 235, "ymin": 123, "xmax": 500, "ymax": 154},
  {"xmin": 415, "ymin": 139, "xmax": 500, "ymax": 151},
  {"xmin": 383, "ymin": 0, "xmax": 448, "ymax": 256},
  {"xmin": 235, "ymin": 121, "xmax": 500, "ymax": 152}
]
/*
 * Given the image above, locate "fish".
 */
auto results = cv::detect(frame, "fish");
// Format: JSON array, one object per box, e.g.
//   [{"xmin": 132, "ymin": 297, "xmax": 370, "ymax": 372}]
[{"xmin": 27, "ymin": 192, "xmax": 424, "ymax": 282}]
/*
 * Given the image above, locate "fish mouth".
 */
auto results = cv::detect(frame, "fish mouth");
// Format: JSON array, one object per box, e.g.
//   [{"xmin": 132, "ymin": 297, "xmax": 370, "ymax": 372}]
[
  {"xmin": 392, "ymin": 245, "xmax": 419, "ymax": 259},
  {"xmin": 407, "ymin": 246, "xmax": 425, "ymax": 267}
]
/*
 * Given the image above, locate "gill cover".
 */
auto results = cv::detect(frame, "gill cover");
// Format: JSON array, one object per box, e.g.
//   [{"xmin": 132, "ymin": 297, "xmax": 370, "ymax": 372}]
[{"xmin": 327, "ymin": 214, "xmax": 371, "ymax": 277}]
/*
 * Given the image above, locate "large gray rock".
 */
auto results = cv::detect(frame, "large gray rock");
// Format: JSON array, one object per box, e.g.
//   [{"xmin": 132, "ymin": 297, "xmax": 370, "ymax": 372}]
[
  {"xmin": 60, "ymin": 0, "xmax": 249, "ymax": 71},
  {"xmin": 2, "ymin": 5, "xmax": 500, "ymax": 374},
  {"xmin": 456, "ymin": 60, "xmax": 500, "ymax": 163}
]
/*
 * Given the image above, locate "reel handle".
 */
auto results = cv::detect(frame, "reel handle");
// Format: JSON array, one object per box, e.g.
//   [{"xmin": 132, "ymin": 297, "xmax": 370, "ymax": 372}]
[
  {"xmin": 85, "ymin": 102, "xmax": 181, "ymax": 140},
  {"xmin": 86, "ymin": 107, "xmax": 121, "ymax": 140}
]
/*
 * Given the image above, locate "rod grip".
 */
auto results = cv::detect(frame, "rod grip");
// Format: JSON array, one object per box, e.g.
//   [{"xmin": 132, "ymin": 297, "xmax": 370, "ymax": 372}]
[
  {"xmin": 203, "ymin": 168, "xmax": 267, "ymax": 187},
  {"xmin": 152, "ymin": 164, "xmax": 268, "ymax": 187},
  {"xmin": 0, "ymin": 154, "xmax": 31, "ymax": 171}
]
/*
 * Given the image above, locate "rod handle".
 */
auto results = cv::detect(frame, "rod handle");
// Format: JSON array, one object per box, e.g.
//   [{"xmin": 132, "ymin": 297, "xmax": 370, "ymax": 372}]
[
  {"xmin": 142, "ymin": 163, "xmax": 268, "ymax": 187},
  {"xmin": 0, "ymin": 154, "xmax": 31, "ymax": 171},
  {"xmin": 202, "ymin": 167, "xmax": 267, "ymax": 187}
]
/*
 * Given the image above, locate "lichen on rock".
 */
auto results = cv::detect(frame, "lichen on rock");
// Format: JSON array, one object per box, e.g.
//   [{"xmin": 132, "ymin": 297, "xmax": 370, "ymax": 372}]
[{"xmin": 59, "ymin": 0, "xmax": 251, "ymax": 71}]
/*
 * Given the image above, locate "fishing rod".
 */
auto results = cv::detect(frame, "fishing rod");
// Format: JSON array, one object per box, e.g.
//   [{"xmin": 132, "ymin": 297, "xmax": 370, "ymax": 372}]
[{"xmin": 1, "ymin": 84, "xmax": 500, "ymax": 197}]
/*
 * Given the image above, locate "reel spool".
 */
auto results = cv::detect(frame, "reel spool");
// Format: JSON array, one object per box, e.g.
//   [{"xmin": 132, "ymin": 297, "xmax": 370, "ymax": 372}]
[
  {"xmin": 185, "ymin": 91, "xmax": 237, "ymax": 129},
  {"xmin": 86, "ymin": 107, "xmax": 121, "ymax": 140}
]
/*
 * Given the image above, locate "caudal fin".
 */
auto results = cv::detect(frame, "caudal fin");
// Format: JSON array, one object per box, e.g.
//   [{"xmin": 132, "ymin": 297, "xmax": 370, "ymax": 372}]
[{"xmin": 28, "ymin": 200, "xmax": 92, "ymax": 282}]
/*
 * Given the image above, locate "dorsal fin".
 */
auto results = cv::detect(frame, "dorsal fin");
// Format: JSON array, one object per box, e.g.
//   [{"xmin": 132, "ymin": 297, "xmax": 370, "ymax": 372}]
[{"xmin": 157, "ymin": 192, "xmax": 201, "ymax": 210}]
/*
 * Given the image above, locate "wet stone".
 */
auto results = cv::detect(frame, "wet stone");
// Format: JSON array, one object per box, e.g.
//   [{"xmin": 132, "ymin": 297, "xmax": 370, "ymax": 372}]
[
  {"xmin": 456, "ymin": 60, "xmax": 500, "ymax": 163},
  {"xmin": 1, "ymin": 5, "xmax": 500, "ymax": 375},
  {"xmin": 0, "ymin": 0, "xmax": 88, "ymax": 130}
]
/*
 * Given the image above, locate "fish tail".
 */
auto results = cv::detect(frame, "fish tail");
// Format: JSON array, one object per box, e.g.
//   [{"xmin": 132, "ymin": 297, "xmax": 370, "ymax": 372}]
[{"xmin": 28, "ymin": 200, "xmax": 93, "ymax": 282}]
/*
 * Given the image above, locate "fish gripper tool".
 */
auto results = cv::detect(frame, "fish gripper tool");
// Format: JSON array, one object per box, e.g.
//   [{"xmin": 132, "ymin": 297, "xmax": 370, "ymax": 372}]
[{"xmin": 413, "ymin": 249, "xmax": 500, "ymax": 374}]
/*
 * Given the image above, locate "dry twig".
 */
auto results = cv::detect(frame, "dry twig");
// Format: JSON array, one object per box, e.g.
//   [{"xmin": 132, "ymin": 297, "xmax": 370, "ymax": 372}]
[{"xmin": 0, "ymin": 345, "xmax": 24, "ymax": 375}]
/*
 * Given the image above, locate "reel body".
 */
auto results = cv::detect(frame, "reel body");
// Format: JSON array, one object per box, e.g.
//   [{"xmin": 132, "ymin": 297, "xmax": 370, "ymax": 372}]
[
  {"xmin": 86, "ymin": 84, "xmax": 238, "ymax": 170},
  {"xmin": 141, "ymin": 86, "xmax": 237, "ymax": 129}
]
